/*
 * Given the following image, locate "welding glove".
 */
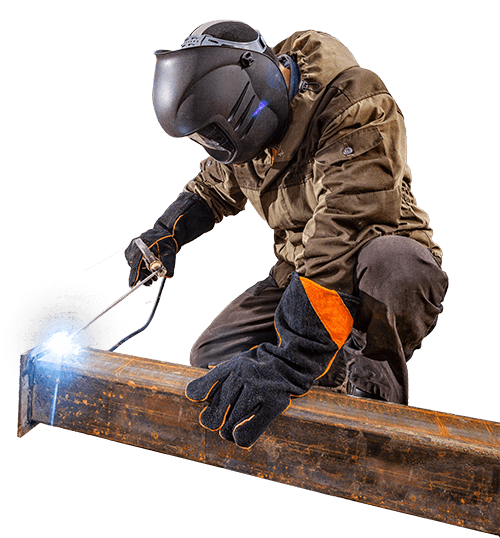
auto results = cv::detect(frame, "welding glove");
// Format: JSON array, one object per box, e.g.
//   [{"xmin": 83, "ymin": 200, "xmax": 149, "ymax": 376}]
[
  {"xmin": 186, "ymin": 272, "xmax": 359, "ymax": 448},
  {"xmin": 125, "ymin": 192, "xmax": 215, "ymax": 286}
]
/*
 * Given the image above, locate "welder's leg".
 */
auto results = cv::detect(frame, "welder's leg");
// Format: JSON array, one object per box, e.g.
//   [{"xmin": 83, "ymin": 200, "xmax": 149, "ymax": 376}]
[
  {"xmin": 189, "ymin": 271, "xmax": 285, "ymax": 369},
  {"xmin": 345, "ymin": 236, "xmax": 449, "ymax": 405}
]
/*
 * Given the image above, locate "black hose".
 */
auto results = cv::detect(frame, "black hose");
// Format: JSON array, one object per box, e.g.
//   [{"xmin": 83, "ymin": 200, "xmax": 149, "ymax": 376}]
[{"xmin": 108, "ymin": 276, "xmax": 166, "ymax": 352}]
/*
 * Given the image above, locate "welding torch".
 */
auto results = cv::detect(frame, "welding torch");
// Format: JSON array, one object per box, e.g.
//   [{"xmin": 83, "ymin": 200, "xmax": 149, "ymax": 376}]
[
  {"xmin": 72, "ymin": 239, "xmax": 166, "ymax": 339},
  {"xmin": 26, "ymin": 238, "xmax": 167, "ymax": 369},
  {"xmin": 38, "ymin": 238, "xmax": 167, "ymax": 358}
]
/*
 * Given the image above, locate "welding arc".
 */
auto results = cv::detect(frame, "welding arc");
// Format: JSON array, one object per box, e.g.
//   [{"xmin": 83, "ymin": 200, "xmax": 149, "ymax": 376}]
[{"xmin": 109, "ymin": 276, "xmax": 166, "ymax": 351}]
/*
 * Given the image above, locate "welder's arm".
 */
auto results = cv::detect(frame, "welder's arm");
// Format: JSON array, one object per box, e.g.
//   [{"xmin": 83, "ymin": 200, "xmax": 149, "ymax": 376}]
[
  {"xmin": 186, "ymin": 272, "xmax": 359, "ymax": 448},
  {"xmin": 125, "ymin": 192, "xmax": 215, "ymax": 286},
  {"xmin": 297, "ymin": 93, "xmax": 405, "ymax": 295},
  {"xmin": 184, "ymin": 157, "xmax": 248, "ymax": 223}
]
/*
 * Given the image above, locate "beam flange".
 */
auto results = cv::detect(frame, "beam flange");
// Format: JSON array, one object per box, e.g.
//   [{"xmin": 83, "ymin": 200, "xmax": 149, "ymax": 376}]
[{"xmin": 18, "ymin": 347, "xmax": 500, "ymax": 535}]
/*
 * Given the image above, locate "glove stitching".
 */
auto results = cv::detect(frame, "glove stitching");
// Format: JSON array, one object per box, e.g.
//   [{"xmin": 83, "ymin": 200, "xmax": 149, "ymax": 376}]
[
  {"xmin": 185, "ymin": 379, "xmax": 220, "ymax": 402},
  {"xmin": 131, "ymin": 214, "xmax": 185, "ymax": 286},
  {"xmin": 200, "ymin": 403, "xmax": 232, "ymax": 432}
]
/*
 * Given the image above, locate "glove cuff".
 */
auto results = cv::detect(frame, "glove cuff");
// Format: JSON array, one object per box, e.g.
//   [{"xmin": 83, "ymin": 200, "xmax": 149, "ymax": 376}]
[
  {"xmin": 154, "ymin": 191, "xmax": 215, "ymax": 249},
  {"xmin": 258, "ymin": 272, "xmax": 359, "ymax": 393}
]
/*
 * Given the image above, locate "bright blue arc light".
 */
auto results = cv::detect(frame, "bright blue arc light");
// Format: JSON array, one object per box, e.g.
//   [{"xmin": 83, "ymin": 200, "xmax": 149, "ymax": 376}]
[{"xmin": 252, "ymin": 100, "xmax": 268, "ymax": 117}]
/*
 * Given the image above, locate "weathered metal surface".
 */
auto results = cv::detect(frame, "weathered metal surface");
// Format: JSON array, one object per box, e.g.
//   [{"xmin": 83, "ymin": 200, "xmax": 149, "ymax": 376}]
[{"xmin": 19, "ymin": 347, "xmax": 500, "ymax": 535}]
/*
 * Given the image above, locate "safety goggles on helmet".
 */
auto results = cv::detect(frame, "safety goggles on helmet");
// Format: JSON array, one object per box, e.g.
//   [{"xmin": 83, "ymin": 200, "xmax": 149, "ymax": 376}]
[
  {"xmin": 181, "ymin": 31, "xmax": 268, "ymax": 54},
  {"xmin": 181, "ymin": 19, "xmax": 267, "ymax": 53}
]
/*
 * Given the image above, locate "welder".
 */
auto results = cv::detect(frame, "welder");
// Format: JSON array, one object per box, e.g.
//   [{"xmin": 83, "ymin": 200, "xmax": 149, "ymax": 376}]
[{"xmin": 125, "ymin": 20, "xmax": 449, "ymax": 448}]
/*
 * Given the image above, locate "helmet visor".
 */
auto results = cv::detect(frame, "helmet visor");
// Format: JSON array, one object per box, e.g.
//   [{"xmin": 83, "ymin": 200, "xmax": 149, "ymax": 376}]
[{"xmin": 188, "ymin": 124, "xmax": 236, "ymax": 163}]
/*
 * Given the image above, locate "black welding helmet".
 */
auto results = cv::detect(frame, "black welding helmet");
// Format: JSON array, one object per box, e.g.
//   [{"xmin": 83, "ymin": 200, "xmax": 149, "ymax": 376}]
[{"xmin": 152, "ymin": 21, "xmax": 290, "ymax": 164}]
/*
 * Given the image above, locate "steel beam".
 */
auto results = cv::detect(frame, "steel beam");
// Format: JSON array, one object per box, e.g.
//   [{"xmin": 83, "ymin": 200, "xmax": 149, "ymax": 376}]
[{"xmin": 18, "ymin": 347, "xmax": 500, "ymax": 535}]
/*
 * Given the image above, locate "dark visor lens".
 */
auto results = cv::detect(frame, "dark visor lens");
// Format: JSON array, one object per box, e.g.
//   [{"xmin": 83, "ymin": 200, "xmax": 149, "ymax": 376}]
[{"xmin": 189, "ymin": 124, "xmax": 236, "ymax": 159}]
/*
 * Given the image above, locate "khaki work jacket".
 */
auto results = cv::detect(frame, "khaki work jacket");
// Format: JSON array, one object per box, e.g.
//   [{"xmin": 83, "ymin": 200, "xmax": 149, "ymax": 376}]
[{"xmin": 184, "ymin": 30, "xmax": 442, "ymax": 295}]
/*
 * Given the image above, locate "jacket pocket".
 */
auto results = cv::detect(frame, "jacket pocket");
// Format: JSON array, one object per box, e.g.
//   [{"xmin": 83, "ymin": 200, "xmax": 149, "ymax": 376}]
[{"xmin": 314, "ymin": 126, "xmax": 384, "ymax": 165}]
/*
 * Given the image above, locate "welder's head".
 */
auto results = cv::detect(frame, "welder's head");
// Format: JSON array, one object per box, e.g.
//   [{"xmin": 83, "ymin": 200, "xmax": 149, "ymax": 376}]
[{"xmin": 152, "ymin": 20, "xmax": 290, "ymax": 164}]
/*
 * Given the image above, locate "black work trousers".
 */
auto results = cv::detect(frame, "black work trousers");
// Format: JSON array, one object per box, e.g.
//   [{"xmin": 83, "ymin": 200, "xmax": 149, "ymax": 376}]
[{"xmin": 190, "ymin": 236, "xmax": 449, "ymax": 404}]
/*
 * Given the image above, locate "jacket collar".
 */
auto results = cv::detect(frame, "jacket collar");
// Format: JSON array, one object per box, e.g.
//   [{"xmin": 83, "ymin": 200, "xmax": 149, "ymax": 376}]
[{"xmin": 258, "ymin": 30, "xmax": 359, "ymax": 166}]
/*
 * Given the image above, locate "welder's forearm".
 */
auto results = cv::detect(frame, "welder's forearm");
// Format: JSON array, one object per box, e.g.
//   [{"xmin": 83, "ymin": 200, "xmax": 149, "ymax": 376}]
[
  {"xmin": 154, "ymin": 191, "xmax": 216, "ymax": 248},
  {"xmin": 183, "ymin": 158, "xmax": 248, "ymax": 224}
]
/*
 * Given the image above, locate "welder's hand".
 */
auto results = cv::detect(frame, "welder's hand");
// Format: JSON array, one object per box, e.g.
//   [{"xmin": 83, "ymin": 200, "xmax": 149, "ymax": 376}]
[
  {"xmin": 186, "ymin": 352, "xmax": 292, "ymax": 449},
  {"xmin": 125, "ymin": 231, "xmax": 177, "ymax": 287},
  {"xmin": 124, "ymin": 192, "xmax": 216, "ymax": 288},
  {"xmin": 186, "ymin": 272, "xmax": 359, "ymax": 448}
]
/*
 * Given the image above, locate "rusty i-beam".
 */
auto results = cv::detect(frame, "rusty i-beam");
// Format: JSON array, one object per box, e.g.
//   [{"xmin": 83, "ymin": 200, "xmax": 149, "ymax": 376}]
[{"xmin": 18, "ymin": 347, "xmax": 500, "ymax": 535}]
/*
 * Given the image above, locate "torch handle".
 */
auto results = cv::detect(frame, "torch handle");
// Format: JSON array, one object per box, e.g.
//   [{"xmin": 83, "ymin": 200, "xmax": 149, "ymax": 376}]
[{"xmin": 134, "ymin": 238, "xmax": 166, "ymax": 274}]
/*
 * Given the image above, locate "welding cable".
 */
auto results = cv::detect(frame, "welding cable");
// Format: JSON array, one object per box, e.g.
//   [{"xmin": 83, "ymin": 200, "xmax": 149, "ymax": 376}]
[{"xmin": 109, "ymin": 276, "xmax": 167, "ymax": 352}]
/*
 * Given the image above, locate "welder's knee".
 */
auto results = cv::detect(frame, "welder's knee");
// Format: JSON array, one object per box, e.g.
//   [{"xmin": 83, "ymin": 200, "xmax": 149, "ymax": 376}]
[
  {"xmin": 189, "ymin": 271, "xmax": 284, "ymax": 369},
  {"xmin": 355, "ymin": 235, "xmax": 448, "ymax": 315}
]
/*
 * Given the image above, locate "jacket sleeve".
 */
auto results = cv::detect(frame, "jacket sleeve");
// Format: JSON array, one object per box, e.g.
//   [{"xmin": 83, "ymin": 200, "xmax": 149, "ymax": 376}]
[
  {"xmin": 183, "ymin": 157, "xmax": 248, "ymax": 223},
  {"xmin": 296, "ymin": 92, "xmax": 408, "ymax": 295}
]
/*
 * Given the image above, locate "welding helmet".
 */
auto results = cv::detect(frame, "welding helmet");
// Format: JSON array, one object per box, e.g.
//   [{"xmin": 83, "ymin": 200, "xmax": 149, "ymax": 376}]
[{"xmin": 152, "ymin": 21, "xmax": 289, "ymax": 164}]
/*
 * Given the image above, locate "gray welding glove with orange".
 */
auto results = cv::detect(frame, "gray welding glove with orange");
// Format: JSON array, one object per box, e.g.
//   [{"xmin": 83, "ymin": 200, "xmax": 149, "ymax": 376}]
[
  {"xmin": 125, "ymin": 192, "xmax": 215, "ymax": 286},
  {"xmin": 186, "ymin": 272, "xmax": 359, "ymax": 448}
]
